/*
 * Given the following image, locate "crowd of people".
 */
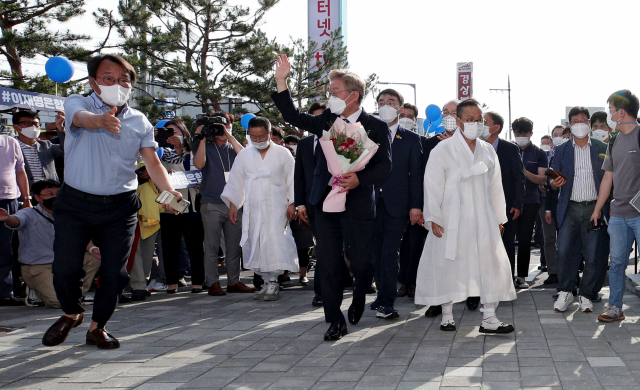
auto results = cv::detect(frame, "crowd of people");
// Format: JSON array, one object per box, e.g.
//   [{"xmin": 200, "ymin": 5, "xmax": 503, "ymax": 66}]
[{"xmin": 0, "ymin": 53, "xmax": 639, "ymax": 348}]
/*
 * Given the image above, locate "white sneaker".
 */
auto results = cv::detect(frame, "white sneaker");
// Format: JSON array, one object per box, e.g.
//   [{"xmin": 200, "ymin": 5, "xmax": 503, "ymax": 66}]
[
  {"xmin": 254, "ymin": 283, "xmax": 269, "ymax": 300},
  {"xmin": 554, "ymin": 291, "xmax": 574, "ymax": 312},
  {"xmin": 146, "ymin": 279, "xmax": 156, "ymax": 291},
  {"xmin": 263, "ymin": 281, "xmax": 279, "ymax": 301},
  {"xmin": 150, "ymin": 282, "xmax": 168, "ymax": 292},
  {"xmin": 579, "ymin": 296, "xmax": 593, "ymax": 313},
  {"xmin": 25, "ymin": 286, "xmax": 44, "ymax": 307}
]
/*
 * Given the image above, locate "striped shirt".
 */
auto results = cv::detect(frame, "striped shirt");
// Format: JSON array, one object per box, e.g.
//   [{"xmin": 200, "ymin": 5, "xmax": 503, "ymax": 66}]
[
  {"xmin": 570, "ymin": 138, "xmax": 598, "ymax": 202},
  {"xmin": 18, "ymin": 139, "xmax": 44, "ymax": 182}
]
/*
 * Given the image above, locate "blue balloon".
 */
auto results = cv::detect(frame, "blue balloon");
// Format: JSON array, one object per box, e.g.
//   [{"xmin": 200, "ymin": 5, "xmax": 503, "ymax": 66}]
[
  {"xmin": 434, "ymin": 125, "xmax": 446, "ymax": 134},
  {"xmin": 241, "ymin": 113, "xmax": 256, "ymax": 130},
  {"xmin": 157, "ymin": 147, "xmax": 164, "ymax": 160},
  {"xmin": 426, "ymin": 104, "xmax": 442, "ymax": 122},
  {"xmin": 45, "ymin": 56, "xmax": 74, "ymax": 83},
  {"xmin": 432, "ymin": 116, "xmax": 442, "ymax": 127},
  {"xmin": 155, "ymin": 120, "xmax": 169, "ymax": 128}
]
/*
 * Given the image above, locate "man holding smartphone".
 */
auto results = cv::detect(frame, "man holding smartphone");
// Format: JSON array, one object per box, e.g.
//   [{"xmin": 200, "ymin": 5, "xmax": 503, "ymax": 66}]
[
  {"xmin": 550, "ymin": 106, "xmax": 609, "ymax": 314},
  {"xmin": 42, "ymin": 54, "xmax": 181, "ymax": 349}
]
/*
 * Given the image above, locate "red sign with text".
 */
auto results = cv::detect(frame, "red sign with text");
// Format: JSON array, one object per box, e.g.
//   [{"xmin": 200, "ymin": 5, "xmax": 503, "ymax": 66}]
[{"xmin": 457, "ymin": 62, "xmax": 473, "ymax": 101}]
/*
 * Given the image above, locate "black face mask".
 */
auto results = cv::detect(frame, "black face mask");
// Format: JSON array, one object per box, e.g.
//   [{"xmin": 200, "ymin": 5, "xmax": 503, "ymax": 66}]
[{"xmin": 42, "ymin": 197, "xmax": 56, "ymax": 210}]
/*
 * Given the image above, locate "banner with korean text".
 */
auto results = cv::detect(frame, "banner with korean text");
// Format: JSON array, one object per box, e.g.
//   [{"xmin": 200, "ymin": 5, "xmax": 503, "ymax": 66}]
[
  {"xmin": 308, "ymin": 0, "xmax": 346, "ymax": 83},
  {"xmin": 0, "ymin": 86, "xmax": 66, "ymax": 112},
  {"xmin": 457, "ymin": 62, "xmax": 473, "ymax": 101},
  {"xmin": 168, "ymin": 170, "xmax": 203, "ymax": 190}
]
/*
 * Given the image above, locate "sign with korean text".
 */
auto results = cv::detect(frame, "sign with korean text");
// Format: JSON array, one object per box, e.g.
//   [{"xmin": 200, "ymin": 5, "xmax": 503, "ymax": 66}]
[
  {"xmin": 168, "ymin": 170, "xmax": 203, "ymax": 190},
  {"xmin": 0, "ymin": 86, "xmax": 66, "ymax": 112},
  {"xmin": 457, "ymin": 62, "xmax": 473, "ymax": 101},
  {"xmin": 308, "ymin": 0, "xmax": 345, "ymax": 80}
]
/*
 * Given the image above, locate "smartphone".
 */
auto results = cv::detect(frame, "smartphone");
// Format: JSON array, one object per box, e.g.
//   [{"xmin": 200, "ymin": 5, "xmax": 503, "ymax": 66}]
[
  {"xmin": 155, "ymin": 190, "xmax": 190, "ymax": 214},
  {"xmin": 155, "ymin": 127, "xmax": 174, "ymax": 148},
  {"xmin": 544, "ymin": 168, "xmax": 568, "ymax": 181}
]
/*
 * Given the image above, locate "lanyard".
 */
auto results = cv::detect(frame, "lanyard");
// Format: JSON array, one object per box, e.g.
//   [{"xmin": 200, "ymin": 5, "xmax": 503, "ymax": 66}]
[{"xmin": 215, "ymin": 144, "xmax": 231, "ymax": 172}]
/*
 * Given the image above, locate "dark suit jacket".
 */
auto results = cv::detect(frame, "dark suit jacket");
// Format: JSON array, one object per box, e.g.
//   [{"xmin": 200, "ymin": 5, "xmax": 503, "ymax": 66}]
[
  {"xmin": 551, "ymin": 139, "xmax": 609, "ymax": 228},
  {"xmin": 294, "ymin": 135, "xmax": 316, "ymax": 207},
  {"xmin": 421, "ymin": 135, "xmax": 442, "ymax": 174},
  {"xmin": 380, "ymin": 126, "xmax": 422, "ymax": 218},
  {"xmin": 272, "ymin": 90, "xmax": 392, "ymax": 219},
  {"xmin": 496, "ymin": 139, "xmax": 526, "ymax": 213},
  {"xmin": 16, "ymin": 135, "xmax": 65, "ymax": 185}
]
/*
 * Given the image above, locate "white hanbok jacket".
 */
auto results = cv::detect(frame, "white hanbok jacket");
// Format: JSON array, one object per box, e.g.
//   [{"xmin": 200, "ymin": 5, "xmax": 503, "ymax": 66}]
[
  {"xmin": 415, "ymin": 130, "xmax": 517, "ymax": 306},
  {"xmin": 221, "ymin": 143, "xmax": 299, "ymax": 273}
]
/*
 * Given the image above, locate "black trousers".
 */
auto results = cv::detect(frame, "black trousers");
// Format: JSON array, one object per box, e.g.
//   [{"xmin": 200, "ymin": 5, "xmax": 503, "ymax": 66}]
[
  {"xmin": 515, "ymin": 203, "xmax": 540, "ymax": 278},
  {"xmin": 160, "ymin": 213, "xmax": 205, "ymax": 286},
  {"xmin": 398, "ymin": 223, "xmax": 427, "ymax": 287},
  {"xmin": 315, "ymin": 205, "xmax": 375, "ymax": 324},
  {"xmin": 502, "ymin": 209, "xmax": 518, "ymax": 277},
  {"xmin": 371, "ymin": 198, "xmax": 408, "ymax": 307},
  {"xmin": 53, "ymin": 185, "xmax": 140, "ymax": 328}
]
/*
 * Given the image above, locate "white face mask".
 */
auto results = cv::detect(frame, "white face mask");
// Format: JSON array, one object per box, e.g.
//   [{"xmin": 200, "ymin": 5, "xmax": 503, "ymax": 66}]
[
  {"xmin": 552, "ymin": 136, "xmax": 567, "ymax": 147},
  {"xmin": 96, "ymin": 83, "xmax": 131, "ymax": 107},
  {"xmin": 253, "ymin": 139, "xmax": 270, "ymax": 150},
  {"xmin": 398, "ymin": 118, "xmax": 415, "ymax": 130},
  {"xmin": 176, "ymin": 135, "xmax": 184, "ymax": 145},
  {"xmin": 462, "ymin": 122, "xmax": 482, "ymax": 140},
  {"xmin": 606, "ymin": 111, "xmax": 618, "ymax": 131},
  {"xmin": 289, "ymin": 144, "xmax": 298, "ymax": 153},
  {"xmin": 479, "ymin": 125, "xmax": 494, "ymax": 141},
  {"xmin": 20, "ymin": 126, "xmax": 40, "ymax": 139},
  {"xmin": 442, "ymin": 115, "xmax": 458, "ymax": 132},
  {"xmin": 515, "ymin": 137, "xmax": 530, "ymax": 147},
  {"xmin": 378, "ymin": 105, "xmax": 399, "ymax": 123},
  {"xmin": 328, "ymin": 92, "xmax": 353, "ymax": 115},
  {"xmin": 540, "ymin": 144, "xmax": 552, "ymax": 152},
  {"xmin": 591, "ymin": 129, "xmax": 609, "ymax": 142},
  {"xmin": 570, "ymin": 123, "xmax": 591, "ymax": 139}
]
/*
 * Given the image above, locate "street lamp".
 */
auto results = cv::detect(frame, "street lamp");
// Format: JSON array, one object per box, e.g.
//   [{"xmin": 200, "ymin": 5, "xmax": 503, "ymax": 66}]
[{"xmin": 490, "ymin": 75, "xmax": 512, "ymax": 140}]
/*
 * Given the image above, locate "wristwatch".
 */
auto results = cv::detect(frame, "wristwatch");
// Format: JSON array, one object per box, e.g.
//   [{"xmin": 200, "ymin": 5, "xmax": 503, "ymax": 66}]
[{"xmin": 23, "ymin": 196, "xmax": 32, "ymax": 200}]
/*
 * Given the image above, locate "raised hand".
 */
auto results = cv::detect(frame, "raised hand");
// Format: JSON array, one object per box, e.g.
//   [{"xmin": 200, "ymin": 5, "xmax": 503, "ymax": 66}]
[
  {"xmin": 275, "ymin": 54, "xmax": 291, "ymax": 81},
  {"xmin": 101, "ymin": 107, "xmax": 121, "ymax": 133}
]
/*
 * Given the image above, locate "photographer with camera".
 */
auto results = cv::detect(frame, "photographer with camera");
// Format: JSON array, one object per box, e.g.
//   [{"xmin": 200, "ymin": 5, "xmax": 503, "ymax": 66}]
[{"xmin": 193, "ymin": 112, "xmax": 253, "ymax": 296}]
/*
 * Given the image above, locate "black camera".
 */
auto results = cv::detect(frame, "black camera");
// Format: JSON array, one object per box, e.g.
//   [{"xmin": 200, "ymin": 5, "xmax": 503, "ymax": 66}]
[
  {"xmin": 194, "ymin": 115, "xmax": 227, "ymax": 143},
  {"xmin": 154, "ymin": 127, "xmax": 174, "ymax": 148}
]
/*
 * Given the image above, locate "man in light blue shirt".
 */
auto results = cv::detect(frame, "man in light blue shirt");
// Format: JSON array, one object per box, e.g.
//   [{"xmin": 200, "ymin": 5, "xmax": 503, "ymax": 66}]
[{"xmin": 43, "ymin": 54, "xmax": 181, "ymax": 350}]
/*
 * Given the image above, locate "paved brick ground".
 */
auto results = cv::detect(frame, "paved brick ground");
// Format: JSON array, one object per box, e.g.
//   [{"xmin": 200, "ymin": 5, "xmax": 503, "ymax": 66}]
[{"xmin": 2, "ymin": 251, "xmax": 640, "ymax": 390}]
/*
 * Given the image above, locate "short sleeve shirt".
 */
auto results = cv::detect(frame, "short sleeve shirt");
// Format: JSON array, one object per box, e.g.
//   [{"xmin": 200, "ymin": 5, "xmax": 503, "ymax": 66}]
[
  {"xmin": 195, "ymin": 141, "xmax": 237, "ymax": 204},
  {"xmin": 7, "ymin": 205, "xmax": 54, "ymax": 265},
  {"xmin": 602, "ymin": 126, "xmax": 640, "ymax": 218},
  {"xmin": 64, "ymin": 93, "xmax": 157, "ymax": 195},
  {"xmin": 0, "ymin": 135, "xmax": 25, "ymax": 200},
  {"xmin": 518, "ymin": 143, "xmax": 548, "ymax": 205}
]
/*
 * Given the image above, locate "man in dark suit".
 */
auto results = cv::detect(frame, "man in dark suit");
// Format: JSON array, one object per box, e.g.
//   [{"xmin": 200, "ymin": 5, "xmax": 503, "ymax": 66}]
[
  {"xmin": 369, "ymin": 89, "xmax": 422, "ymax": 319},
  {"xmin": 272, "ymin": 54, "xmax": 392, "ymax": 341},
  {"xmin": 550, "ymin": 106, "xmax": 610, "ymax": 314},
  {"xmin": 397, "ymin": 103, "xmax": 426, "ymax": 299},
  {"xmin": 483, "ymin": 111, "xmax": 526, "ymax": 290}
]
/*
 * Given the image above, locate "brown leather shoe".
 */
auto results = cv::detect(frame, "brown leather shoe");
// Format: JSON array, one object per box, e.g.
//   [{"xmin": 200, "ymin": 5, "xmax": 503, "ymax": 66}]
[
  {"xmin": 86, "ymin": 328, "xmax": 120, "ymax": 349},
  {"xmin": 397, "ymin": 284, "xmax": 407, "ymax": 297},
  {"xmin": 227, "ymin": 281, "xmax": 255, "ymax": 293},
  {"xmin": 42, "ymin": 313, "xmax": 84, "ymax": 347},
  {"xmin": 208, "ymin": 282, "xmax": 227, "ymax": 296}
]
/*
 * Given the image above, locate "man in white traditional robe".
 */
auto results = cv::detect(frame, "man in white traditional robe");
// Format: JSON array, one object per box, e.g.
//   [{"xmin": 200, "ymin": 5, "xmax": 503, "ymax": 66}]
[
  {"xmin": 221, "ymin": 117, "xmax": 298, "ymax": 301},
  {"xmin": 415, "ymin": 99, "xmax": 517, "ymax": 333}
]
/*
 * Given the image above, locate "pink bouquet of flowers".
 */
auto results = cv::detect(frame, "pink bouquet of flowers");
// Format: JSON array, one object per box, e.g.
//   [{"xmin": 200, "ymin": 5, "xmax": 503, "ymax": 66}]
[{"xmin": 319, "ymin": 117, "xmax": 379, "ymax": 212}]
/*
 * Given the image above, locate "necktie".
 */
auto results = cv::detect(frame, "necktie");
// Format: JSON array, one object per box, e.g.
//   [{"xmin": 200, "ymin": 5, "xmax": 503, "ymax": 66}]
[
  {"xmin": 343, "ymin": 117, "xmax": 350, "ymax": 123},
  {"xmin": 314, "ymin": 140, "xmax": 321, "ymax": 165}
]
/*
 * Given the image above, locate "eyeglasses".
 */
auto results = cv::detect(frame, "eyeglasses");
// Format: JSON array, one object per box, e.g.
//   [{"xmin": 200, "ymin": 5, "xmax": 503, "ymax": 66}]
[
  {"xmin": 18, "ymin": 121, "xmax": 40, "ymax": 127},
  {"xmin": 96, "ymin": 76, "xmax": 132, "ymax": 88},
  {"xmin": 250, "ymin": 134, "xmax": 269, "ymax": 142},
  {"xmin": 326, "ymin": 89, "xmax": 350, "ymax": 98},
  {"xmin": 378, "ymin": 101, "xmax": 399, "ymax": 108},
  {"xmin": 462, "ymin": 118, "xmax": 484, "ymax": 124},
  {"xmin": 570, "ymin": 119, "xmax": 590, "ymax": 126},
  {"xmin": 442, "ymin": 109, "xmax": 457, "ymax": 118}
]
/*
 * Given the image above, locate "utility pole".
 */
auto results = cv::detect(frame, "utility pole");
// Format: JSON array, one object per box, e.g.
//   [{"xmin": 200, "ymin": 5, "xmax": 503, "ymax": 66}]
[{"xmin": 490, "ymin": 75, "xmax": 512, "ymax": 140}]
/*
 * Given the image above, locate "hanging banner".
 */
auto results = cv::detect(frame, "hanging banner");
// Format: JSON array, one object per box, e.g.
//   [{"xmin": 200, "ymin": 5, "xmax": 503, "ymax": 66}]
[
  {"xmin": 168, "ymin": 170, "xmax": 203, "ymax": 190},
  {"xmin": 308, "ymin": 0, "xmax": 346, "ymax": 85},
  {"xmin": 457, "ymin": 62, "xmax": 473, "ymax": 101},
  {"xmin": 0, "ymin": 86, "xmax": 66, "ymax": 112}
]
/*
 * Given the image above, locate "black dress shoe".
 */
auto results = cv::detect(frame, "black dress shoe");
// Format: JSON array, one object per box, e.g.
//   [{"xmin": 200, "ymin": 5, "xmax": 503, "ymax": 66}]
[
  {"xmin": 131, "ymin": 290, "xmax": 146, "ymax": 302},
  {"xmin": 466, "ymin": 296, "xmax": 480, "ymax": 310},
  {"xmin": 348, "ymin": 301, "xmax": 365, "ymax": 325},
  {"xmin": 366, "ymin": 285, "xmax": 377, "ymax": 294},
  {"xmin": 118, "ymin": 294, "xmax": 132, "ymax": 303},
  {"xmin": 543, "ymin": 274, "xmax": 559, "ymax": 284},
  {"xmin": 0, "ymin": 297, "xmax": 24, "ymax": 306},
  {"xmin": 311, "ymin": 295, "xmax": 323, "ymax": 307},
  {"xmin": 440, "ymin": 320, "xmax": 457, "ymax": 331},
  {"xmin": 424, "ymin": 305, "xmax": 442, "ymax": 317},
  {"xmin": 86, "ymin": 328, "xmax": 120, "ymax": 349},
  {"xmin": 191, "ymin": 287, "xmax": 203, "ymax": 293},
  {"xmin": 42, "ymin": 313, "xmax": 84, "ymax": 346},
  {"xmin": 324, "ymin": 322, "xmax": 347, "ymax": 341}
]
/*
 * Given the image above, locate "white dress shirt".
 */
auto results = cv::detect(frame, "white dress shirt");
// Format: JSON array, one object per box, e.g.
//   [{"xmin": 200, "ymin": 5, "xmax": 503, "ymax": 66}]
[{"xmin": 389, "ymin": 122, "xmax": 399, "ymax": 142}]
